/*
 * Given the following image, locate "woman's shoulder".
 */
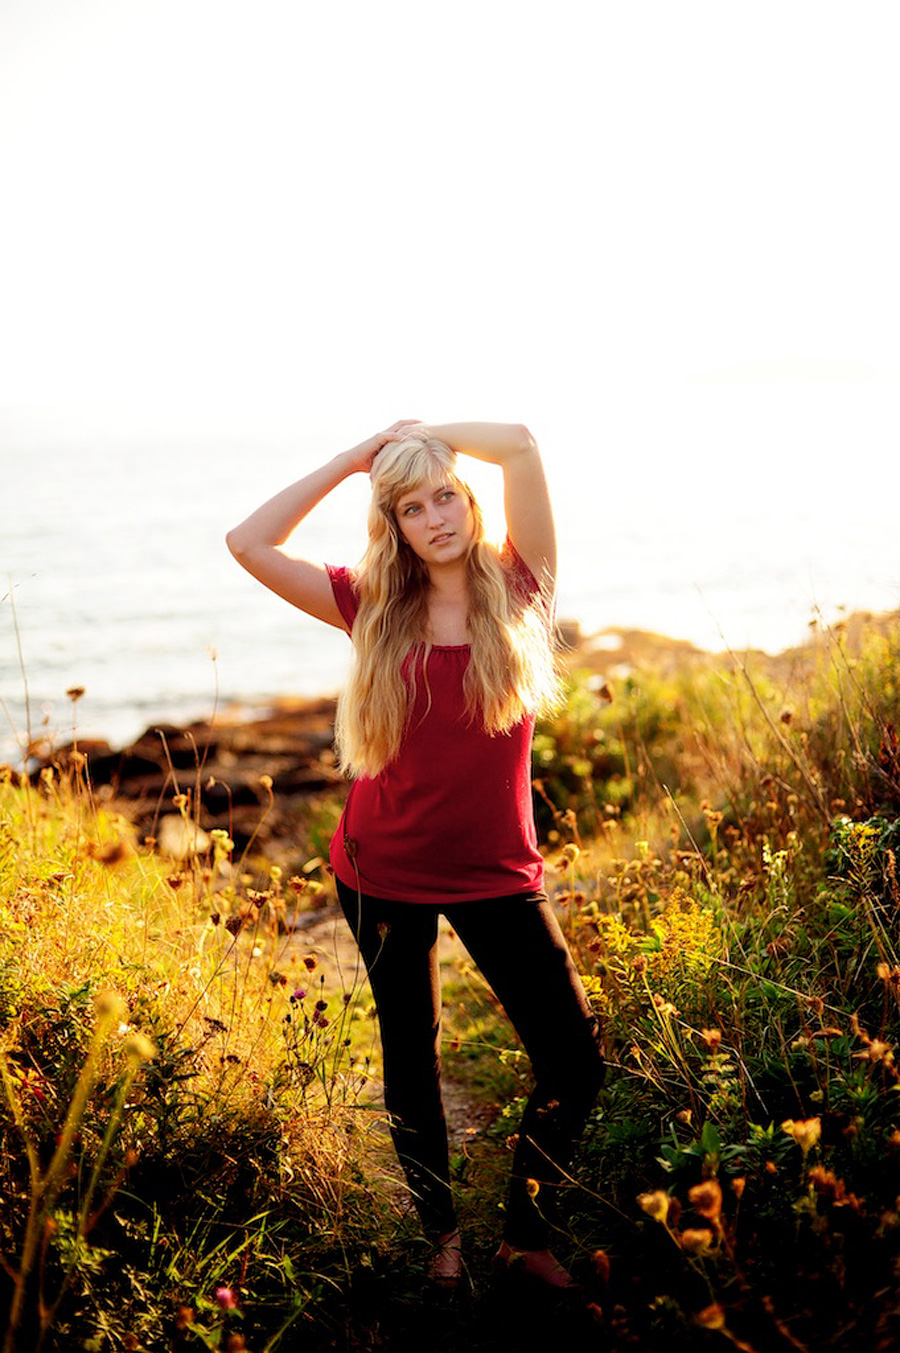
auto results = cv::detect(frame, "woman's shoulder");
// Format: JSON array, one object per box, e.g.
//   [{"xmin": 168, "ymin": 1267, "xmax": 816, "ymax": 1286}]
[
  {"xmin": 325, "ymin": 564, "xmax": 360, "ymax": 630},
  {"xmin": 499, "ymin": 536, "xmax": 541, "ymax": 598}
]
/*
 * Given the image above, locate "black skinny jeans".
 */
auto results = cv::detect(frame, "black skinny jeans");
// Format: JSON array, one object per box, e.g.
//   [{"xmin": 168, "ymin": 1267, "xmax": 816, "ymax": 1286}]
[{"xmin": 336, "ymin": 879, "xmax": 605, "ymax": 1250}]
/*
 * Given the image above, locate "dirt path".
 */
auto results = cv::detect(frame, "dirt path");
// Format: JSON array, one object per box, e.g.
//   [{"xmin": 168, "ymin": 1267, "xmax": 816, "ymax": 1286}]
[{"xmin": 285, "ymin": 905, "xmax": 498, "ymax": 1149}]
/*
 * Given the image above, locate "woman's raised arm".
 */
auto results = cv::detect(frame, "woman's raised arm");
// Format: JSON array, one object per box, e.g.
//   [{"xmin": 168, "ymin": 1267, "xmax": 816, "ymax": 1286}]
[
  {"xmin": 226, "ymin": 421, "xmax": 418, "ymax": 628},
  {"xmin": 423, "ymin": 423, "xmax": 556, "ymax": 589}
]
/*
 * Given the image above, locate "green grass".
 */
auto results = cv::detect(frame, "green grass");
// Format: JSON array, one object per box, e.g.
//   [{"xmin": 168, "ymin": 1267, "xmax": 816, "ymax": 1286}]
[{"xmin": 3, "ymin": 610, "xmax": 900, "ymax": 1350}]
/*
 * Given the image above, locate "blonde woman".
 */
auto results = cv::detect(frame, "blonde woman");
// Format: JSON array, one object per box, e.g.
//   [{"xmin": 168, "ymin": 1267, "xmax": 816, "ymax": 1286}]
[{"xmin": 226, "ymin": 422, "xmax": 604, "ymax": 1290}]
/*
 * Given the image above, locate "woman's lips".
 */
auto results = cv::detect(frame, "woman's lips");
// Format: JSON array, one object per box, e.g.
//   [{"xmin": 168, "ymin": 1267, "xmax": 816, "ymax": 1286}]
[{"xmin": 431, "ymin": 532, "xmax": 454, "ymax": 544}]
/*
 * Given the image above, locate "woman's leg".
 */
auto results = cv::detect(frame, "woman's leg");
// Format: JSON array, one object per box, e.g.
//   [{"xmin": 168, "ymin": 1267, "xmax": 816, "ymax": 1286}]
[
  {"xmin": 449, "ymin": 896, "xmax": 605, "ymax": 1254},
  {"xmin": 336, "ymin": 880, "xmax": 457, "ymax": 1241}
]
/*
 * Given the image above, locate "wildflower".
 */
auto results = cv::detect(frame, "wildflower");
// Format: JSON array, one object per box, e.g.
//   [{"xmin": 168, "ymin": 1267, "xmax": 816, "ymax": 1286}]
[
  {"xmin": 259, "ymin": 773, "xmax": 273, "ymax": 790},
  {"xmin": 854, "ymin": 1038, "xmax": 894, "ymax": 1066},
  {"xmin": 637, "ymin": 1190, "xmax": 670, "ymax": 1223},
  {"xmin": 526, "ymin": 1178, "xmax": 541, "ymax": 1198},
  {"xmin": 688, "ymin": 1179, "xmax": 722, "ymax": 1220},
  {"xmin": 561, "ymin": 843, "xmax": 580, "ymax": 866},
  {"xmin": 172, "ymin": 793, "xmax": 188, "ymax": 811},
  {"xmin": 124, "ymin": 1032, "xmax": 156, "ymax": 1066},
  {"xmin": 781, "ymin": 1117, "xmax": 822, "ymax": 1158},
  {"xmin": 701, "ymin": 803, "xmax": 723, "ymax": 829},
  {"xmin": 251, "ymin": 946, "xmax": 263, "ymax": 959},
  {"xmin": 302, "ymin": 954, "xmax": 318, "ymax": 972},
  {"xmin": 675, "ymin": 1108, "xmax": 693, "ymax": 1126},
  {"xmin": 700, "ymin": 1027, "xmax": 722, "ymax": 1053},
  {"xmin": 376, "ymin": 921, "xmax": 391, "ymax": 940},
  {"xmin": 591, "ymin": 1249, "xmax": 611, "ymax": 1282},
  {"xmin": 315, "ymin": 999, "xmax": 328, "ymax": 1011},
  {"xmin": 225, "ymin": 916, "xmax": 244, "ymax": 936},
  {"xmin": 732, "ymin": 1177, "xmax": 746, "ymax": 1200},
  {"xmin": 94, "ymin": 990, "xmax": 127, "ymax": 1021},
  {"xmin": 214, "ymin": 1286, "xmax": 238, "ymax": 1310},
  {"xmin": 694, "ymin": 1305, "xmax": 726, "ymax": 1330},
  {"xmin": 66, "ymin": 686, "xmax": 86, "ymax": 702},
  {"xmin": 680, "ymin": 1228, "xmax": 713, "ymax": 1255},
  {"xmin": 291, "ymin": 989, "xmax": 307, "ymax": 1002}
]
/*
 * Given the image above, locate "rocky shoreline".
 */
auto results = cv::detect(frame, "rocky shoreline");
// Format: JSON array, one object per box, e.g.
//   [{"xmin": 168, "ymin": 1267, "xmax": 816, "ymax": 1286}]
[{"xmin": 20, "ymin": 611, "xmax": 889, "ymax": 866}]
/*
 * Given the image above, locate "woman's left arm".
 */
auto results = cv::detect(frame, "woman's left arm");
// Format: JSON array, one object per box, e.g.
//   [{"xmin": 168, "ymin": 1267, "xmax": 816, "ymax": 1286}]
[{"xmin": 425, "ymin": 422, "xmax": 556, "ymax": 587}]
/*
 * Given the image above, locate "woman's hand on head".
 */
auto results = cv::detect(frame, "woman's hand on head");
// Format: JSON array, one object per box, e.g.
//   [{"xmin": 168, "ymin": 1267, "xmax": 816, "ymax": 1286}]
[{"xmin": 346, "ymin": 420, "xmax": 423, "ymax": 473}]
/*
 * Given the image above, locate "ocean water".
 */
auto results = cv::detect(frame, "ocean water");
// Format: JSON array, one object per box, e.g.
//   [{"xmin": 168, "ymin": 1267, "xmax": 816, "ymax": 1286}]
[{"xmin": 2, "ymin": 432, "xmax": 897, "ymax": 766}]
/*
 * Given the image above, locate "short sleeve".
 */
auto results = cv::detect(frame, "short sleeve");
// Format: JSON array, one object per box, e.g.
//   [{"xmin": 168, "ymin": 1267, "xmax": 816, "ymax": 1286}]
[
  {"xmin": 500, "ymin": 537, "xmax": 556, "ymax": 625},
  {"xmin": 325, "ymin": 564, "xmax": 360, "ymax": 632}
]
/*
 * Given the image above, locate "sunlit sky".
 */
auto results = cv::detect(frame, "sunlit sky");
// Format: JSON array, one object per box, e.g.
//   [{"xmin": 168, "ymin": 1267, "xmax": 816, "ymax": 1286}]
[{"xmin": 1, "ymin": 0, "xmax": 898, "ymax": 591}]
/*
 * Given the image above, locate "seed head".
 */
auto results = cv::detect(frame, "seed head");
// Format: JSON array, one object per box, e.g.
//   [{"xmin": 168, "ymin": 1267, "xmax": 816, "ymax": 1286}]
[
  {"xmin": 124, "ymin": 1032, "xmax": 156, "ymax": 1066},
  {"xmin": 94, "ymin": 990, "xmax": 127, "ymax": 1022},
  {"xmin": 694, "ymin": 1305, "xmax": 726, "ymax": 1330},
  {"xmin": 637, "ymin": 1190, "xmax": 670, "ymax": 1223},
  {"xmin": 781, "ymin": 1117, "xmax": 822, "ymax": 1158},
  {"xmin": 688, "ymin": 1179, "xmax": 722, "ymax": 1220},
  {"xmin": 680, "ymin": 1228, "xmax": 713, "ymax": 1255}
]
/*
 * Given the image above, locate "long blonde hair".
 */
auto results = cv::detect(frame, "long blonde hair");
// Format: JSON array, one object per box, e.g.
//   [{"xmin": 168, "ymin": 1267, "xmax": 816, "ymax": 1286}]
[{"xmin": 334, "ymin": 433, "xmax": 561, "ymax": 778}]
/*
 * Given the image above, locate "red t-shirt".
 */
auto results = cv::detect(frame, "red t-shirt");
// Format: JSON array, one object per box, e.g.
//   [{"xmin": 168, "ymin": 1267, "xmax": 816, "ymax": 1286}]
[{"xmin": 326, "ymin": 545, "xmax": 546, "ymax": 903}]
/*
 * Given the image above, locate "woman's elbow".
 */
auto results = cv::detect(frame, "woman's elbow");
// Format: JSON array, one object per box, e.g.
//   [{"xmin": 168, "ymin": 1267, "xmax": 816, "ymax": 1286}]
[
  {"xmin": 225, "ymin": 528, "xmax": 247, "ymax": 561},
  {"xmin": 515, "ymin": 424, "xmax": 538, "ymax": 456}
]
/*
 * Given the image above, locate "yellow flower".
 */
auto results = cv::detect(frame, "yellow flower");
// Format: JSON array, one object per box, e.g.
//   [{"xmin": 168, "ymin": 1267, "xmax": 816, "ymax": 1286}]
[
  {"xmin": 680, "ymin": 1228, "xmax": 713, "ymax": 1255},
  {"xmin": 781, "ymin": 1117, "xmax": 822, "ymax": 1158},
  {"xmin": 525, "ymin": 1178, "xmax": 541, "ymax": 1199},
  {"xmin": 700, "ymin": 1027, "xmax": 722, "ymax": 1053},
  {"xmin": 688, "ymin": 1179, "xmax": 723, "ymax": 1221},
  {"xmin": 694, "ymin": 1304, "xmax": 726, "ymax": 1330},
  {"xmin": 94, "ymin": 990, "xmax": 127, "ymax": 1022},
  {"xmin": 637, "ymin": 1190, "xmax": 670, "ymax": 1223},
  {"xmin": 124, "ymin": 1032, "xmax": 156, "ymax": 1066}
]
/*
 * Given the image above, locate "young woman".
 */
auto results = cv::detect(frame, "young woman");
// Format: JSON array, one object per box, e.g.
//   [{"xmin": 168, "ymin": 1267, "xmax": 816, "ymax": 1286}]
[{"xmin": 226, "ymin": 421, "xmax": 605, "ymax": 1289}]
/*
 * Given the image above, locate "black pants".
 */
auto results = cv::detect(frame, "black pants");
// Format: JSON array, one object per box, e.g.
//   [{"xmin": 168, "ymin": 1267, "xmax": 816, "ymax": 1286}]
[{"xmin": 336, "ymin": 879, "xmax": 605, "ymax": 1250}]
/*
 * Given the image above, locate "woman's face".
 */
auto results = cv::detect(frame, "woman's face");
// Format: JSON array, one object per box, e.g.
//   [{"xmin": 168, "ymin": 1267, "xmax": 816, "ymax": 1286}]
[{"xmin": 393, "ymin": 478, "xmax": 476, "ymax": 566}]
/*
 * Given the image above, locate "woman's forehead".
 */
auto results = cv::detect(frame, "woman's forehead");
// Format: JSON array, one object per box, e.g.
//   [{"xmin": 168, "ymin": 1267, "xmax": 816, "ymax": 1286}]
[{"xmin": 394, "ymin": 474, "xmax": 454, "ymax": 507}]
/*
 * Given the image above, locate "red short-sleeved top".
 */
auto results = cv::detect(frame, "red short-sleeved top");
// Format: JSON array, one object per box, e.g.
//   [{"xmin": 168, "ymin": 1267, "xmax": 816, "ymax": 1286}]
[{"xmin": 326, "ymin": 544, "xmax": 546, "ymax": 903}]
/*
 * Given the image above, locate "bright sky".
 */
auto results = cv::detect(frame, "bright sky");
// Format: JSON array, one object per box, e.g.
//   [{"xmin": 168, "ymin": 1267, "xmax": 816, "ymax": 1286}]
[{"xmin": 1, "ymin": 1, "xmax": 898, "ymax": 568}]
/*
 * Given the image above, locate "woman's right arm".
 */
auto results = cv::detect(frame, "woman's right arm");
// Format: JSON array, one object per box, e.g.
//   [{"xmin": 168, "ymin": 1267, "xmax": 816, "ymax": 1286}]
[{"xmin": 225, "ymin": 421, "xmax": 417, "ymax": 628}]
